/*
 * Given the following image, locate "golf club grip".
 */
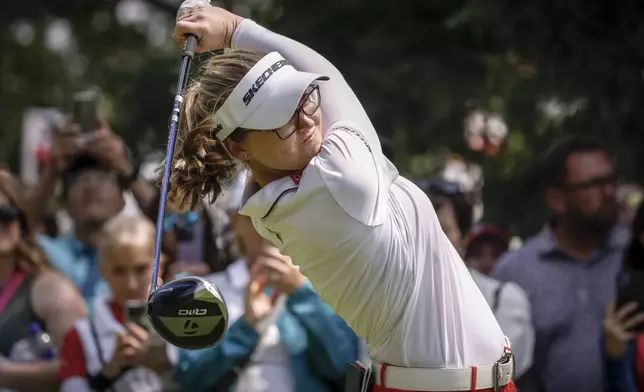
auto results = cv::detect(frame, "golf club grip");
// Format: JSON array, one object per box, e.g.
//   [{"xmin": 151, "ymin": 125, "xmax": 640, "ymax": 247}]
[{"xmin": 183, "ymin": 34, "xmax": 198, "ymax": 59}]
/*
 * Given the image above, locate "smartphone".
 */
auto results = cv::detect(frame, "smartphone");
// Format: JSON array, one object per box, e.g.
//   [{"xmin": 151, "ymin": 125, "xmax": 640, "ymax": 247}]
[
  {"xmin": 615, "ymin": 269, "xmax": 644, "ymax": 332},
  {"xmin": 124, "ymin": 300, "xmax": 149, "ymax": 330},
  {"xmin": 72, "ymin": 89, "xmax": 100, "ymax": 133}
]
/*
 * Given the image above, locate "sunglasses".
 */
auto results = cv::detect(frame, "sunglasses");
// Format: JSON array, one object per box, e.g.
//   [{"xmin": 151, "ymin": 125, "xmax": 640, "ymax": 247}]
[
  {"xmin": 563, "ymin": 174, "xmax": 619, "ymax": 193},
  {"xmin": 0, "ymin": 205, "xmax": 19, "ymax": 225},
  {"xmin": 163, "ymin": 211, "xmax": 200, "ymax": 233}
]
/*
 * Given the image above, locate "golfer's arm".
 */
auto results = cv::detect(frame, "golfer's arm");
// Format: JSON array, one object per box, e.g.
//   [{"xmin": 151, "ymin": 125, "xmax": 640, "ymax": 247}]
[
  {"xmin": 232, "ymin": 20, "xmax": 379, "ymax": 148},
  {"xmin": 174, "ymin": 318, "xmax": 259, "ymax": 390}
]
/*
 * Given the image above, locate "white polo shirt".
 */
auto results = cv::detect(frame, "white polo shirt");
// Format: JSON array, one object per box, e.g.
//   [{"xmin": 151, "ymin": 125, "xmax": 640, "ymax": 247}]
[{"xmin": 234, "ymin": 20, "xmax": 505, "ymax": 368}]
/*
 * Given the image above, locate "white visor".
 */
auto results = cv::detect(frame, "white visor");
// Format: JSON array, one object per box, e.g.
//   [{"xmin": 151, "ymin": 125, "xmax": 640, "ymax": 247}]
[{"xmin": 212, "ymin": 52, "xmax": 329, "ymax": 141}]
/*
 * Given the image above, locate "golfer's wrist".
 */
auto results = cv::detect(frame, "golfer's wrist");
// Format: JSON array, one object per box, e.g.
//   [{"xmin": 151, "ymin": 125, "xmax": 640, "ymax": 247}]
[{"xmin": 226, "ymin": 15, "xmax": 245, "ymax": 48}]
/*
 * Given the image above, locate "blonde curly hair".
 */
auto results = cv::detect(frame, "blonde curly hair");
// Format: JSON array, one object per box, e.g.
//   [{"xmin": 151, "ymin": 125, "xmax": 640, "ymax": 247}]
[{"xmin": 162, "ymin": 49, "xmax": 266, "ymax": 210}]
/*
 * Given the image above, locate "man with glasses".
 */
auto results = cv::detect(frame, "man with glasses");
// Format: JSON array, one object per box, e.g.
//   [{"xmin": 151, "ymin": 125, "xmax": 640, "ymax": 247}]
[{"xmin": 492, "ymin": 135, "xmax": 630, "ymax": 392}]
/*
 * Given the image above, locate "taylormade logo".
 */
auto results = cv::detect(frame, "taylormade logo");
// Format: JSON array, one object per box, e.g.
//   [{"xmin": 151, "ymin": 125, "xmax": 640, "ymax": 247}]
[
  {"xmin": 178, "ymin": 309, "xmax": 207, "ymax": 316},
  {"xmin": 243, "ymin": 60, "xmax": 289, "ymax": 106}
]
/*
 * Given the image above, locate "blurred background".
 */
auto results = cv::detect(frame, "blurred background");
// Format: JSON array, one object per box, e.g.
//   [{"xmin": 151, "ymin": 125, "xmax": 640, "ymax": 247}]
[
  {"xmin": 3, "ymin": 2, "xmax": 644, "ymax": 391},
  {"xmin": 4, "ymin": 0, "xmax": 644, "ymax": 236}
]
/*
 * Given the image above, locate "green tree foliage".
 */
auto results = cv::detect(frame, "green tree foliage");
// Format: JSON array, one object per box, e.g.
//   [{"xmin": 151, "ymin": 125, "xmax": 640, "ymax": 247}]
[
  {"xmin": 1, "ymin": 0, "xmax": 643, "ymax": 236},
  {"xmin": 268, "ymin": 0, "xmax": 644, "ymax": 234}
]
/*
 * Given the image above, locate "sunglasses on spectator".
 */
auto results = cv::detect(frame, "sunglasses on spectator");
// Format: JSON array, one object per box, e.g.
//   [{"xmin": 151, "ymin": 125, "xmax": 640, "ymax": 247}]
[
  {"xmin": 0, "ymin": 205, "xmax": 19, "ymax": 225},
  {"xmin": 163, "ymin": 211, "xmax": 200, "ymax": 233},
  {"xmin": 563, "ymin": 175, "xmax": 619, "ymax": 192}
]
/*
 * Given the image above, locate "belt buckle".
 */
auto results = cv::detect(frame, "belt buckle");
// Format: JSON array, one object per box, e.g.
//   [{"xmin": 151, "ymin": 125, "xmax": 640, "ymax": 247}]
[
  {"xmin": 493, "ymin": 351, "xmax": 514, "ymax": 391},
  {"xmin": 492, "ymin": 361, "xmax": 500, "ymax": 392}
]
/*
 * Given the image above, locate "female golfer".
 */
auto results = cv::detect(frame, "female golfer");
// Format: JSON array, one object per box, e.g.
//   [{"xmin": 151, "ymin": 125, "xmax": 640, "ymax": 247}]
[{"xmin": 172, "ymin": 6, "xmax": 515, "ymax": 392}]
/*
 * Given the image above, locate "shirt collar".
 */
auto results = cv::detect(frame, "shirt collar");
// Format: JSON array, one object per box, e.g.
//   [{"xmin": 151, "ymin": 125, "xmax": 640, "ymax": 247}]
[{"xmin": 239, "ymin": 174, "xmax": 301, "ymax": 220}]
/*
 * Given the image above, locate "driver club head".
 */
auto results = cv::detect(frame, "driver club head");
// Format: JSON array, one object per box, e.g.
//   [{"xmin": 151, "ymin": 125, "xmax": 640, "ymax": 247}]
[{"xmin": 147, "ymin": 276, "xmax": 228, "ymax": 350}]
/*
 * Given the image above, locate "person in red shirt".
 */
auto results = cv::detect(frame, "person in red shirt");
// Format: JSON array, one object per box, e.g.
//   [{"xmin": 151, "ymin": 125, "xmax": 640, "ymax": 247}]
[{"xmin": 58, "ymin": 215, "xmax": 171, "ymax": 392}]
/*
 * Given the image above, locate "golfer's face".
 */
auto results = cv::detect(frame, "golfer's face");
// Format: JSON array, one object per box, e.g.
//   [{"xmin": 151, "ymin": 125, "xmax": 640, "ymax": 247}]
[{"xmin": 242, "ymin": 95, "xmax": 324, "ymax": 172}]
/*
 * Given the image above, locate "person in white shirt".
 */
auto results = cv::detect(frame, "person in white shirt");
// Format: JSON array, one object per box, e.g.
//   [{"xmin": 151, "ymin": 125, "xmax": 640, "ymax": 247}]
[
  {"xmin": 464, "ymin": 226, "xmax": 534, "ymax": 381},
  {"xmin": 170, "ymin": 6, "xmax": 515, "ymax": 392}
]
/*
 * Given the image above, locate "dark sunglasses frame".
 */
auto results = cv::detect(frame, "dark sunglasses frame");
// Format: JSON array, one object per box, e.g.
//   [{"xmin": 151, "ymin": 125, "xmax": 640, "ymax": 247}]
[
  {"xmin": 562, "ymin": 174, "xmax": 619, "ymax": 193},
  {"xmin": 0, "ymin": 205, "xmax": 20, "ymax": 224}
]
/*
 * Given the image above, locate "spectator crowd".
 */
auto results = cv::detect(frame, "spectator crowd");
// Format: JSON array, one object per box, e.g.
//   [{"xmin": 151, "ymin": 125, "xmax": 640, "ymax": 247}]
[{"xmin": 0, "ymin": 117, "xmax": 643, "ymax": 392}]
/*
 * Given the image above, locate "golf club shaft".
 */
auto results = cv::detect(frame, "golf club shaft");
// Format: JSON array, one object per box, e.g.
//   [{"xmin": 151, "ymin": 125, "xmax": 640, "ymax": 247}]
[{"xmin": 150, "ymin": 36, "xmax": 198, "ymax": 295}]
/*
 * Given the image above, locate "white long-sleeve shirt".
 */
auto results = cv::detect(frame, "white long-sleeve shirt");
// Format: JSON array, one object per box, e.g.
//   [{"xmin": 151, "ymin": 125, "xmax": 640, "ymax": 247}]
[{"xmin": 234, "ymin": 19, "xmax": 505, "ymax": 368}]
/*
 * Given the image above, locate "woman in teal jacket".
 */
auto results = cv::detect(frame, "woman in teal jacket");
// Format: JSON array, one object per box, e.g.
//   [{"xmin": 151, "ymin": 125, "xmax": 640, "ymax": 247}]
[{"xmin": 174, "ymin": 255, "xmax": 360, "ymax": 392}]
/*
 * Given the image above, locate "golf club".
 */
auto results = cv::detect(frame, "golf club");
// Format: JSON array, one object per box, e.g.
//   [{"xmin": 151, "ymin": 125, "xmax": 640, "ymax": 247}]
[{"xmin": 146, "ymin": 0, "xmax": 229, "ymax": 350}]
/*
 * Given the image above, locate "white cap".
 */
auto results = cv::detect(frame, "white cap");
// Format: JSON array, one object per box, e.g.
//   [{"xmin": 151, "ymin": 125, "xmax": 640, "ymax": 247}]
[{"xmin": 212, "ymin": 51, "xmax": 329, "ymax": 141}]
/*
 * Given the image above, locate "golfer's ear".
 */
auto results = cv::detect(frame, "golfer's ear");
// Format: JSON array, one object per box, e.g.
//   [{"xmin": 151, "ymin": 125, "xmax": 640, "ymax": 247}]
[{"xmin": 224, "ymin": 140, "xmax": 249, "ymax": 161}]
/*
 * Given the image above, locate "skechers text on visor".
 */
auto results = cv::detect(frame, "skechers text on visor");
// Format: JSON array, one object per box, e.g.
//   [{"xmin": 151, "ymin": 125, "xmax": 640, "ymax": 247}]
[{"xmin": 212, "ymin": 51, "xmax": 329, "ymax": 141}]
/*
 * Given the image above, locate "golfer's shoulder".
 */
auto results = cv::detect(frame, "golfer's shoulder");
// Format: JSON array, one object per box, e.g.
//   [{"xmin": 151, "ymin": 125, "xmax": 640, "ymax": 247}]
[
  {"xmin": 319, "ymin": 121, "xmax": 377, "ymax": 162},
  {"xmin": 315, "ymin": 121, "xmax": 397, "ymax": 180},
  {"xmin": 312, "ymin": 122, "xmax": 398, "ymax": 226}
]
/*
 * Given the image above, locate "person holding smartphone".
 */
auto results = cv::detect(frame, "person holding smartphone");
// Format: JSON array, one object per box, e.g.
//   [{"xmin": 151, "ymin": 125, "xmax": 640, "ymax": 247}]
[
  {"xmin": 58, "ymin": 215, "xmax": 173, "ymax": 392},
  {"xmin": 29, "ymin": 91, "xmax": 159, "ymax": 309},
  {"xmin": 604, "ymin": 202, "xmax": 644, "ymax": 392}
]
